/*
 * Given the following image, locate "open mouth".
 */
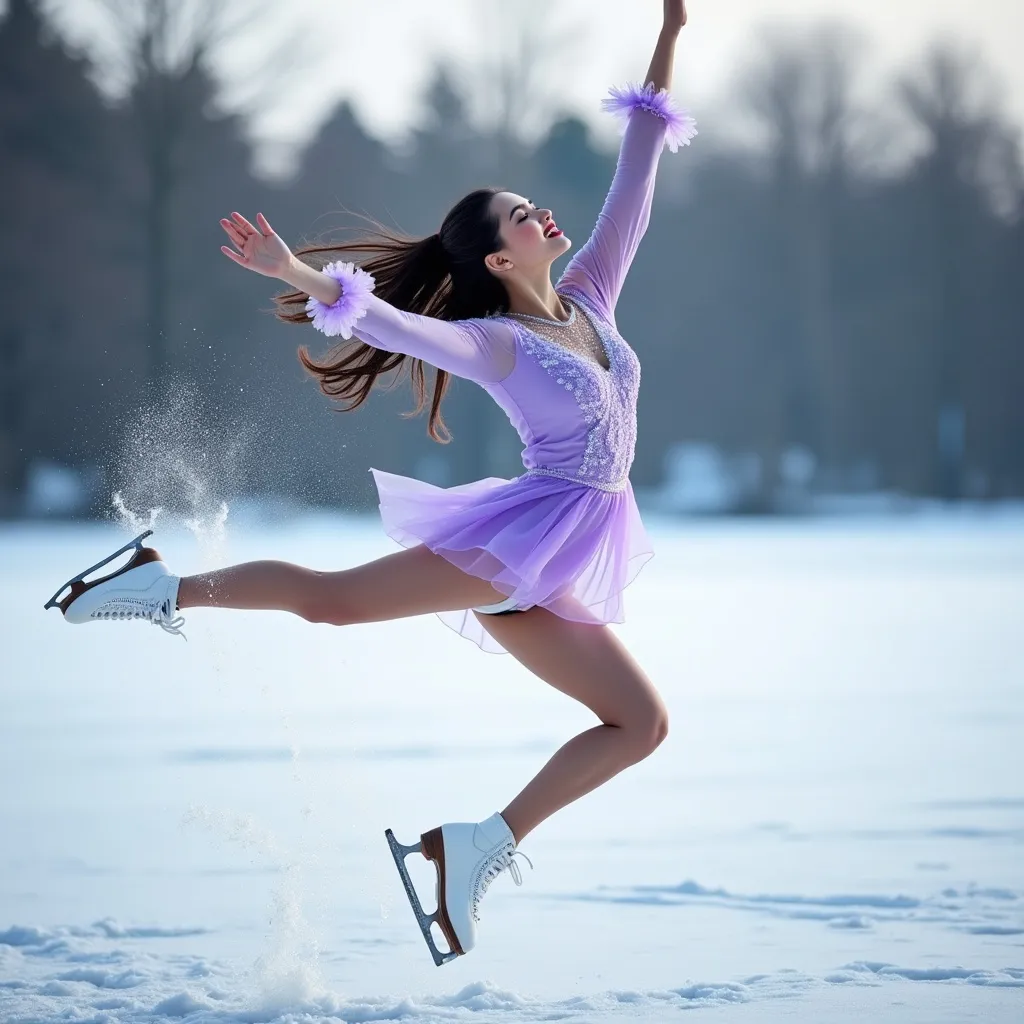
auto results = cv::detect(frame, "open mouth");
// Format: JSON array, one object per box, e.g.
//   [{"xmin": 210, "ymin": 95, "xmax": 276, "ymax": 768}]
[{"xmin": 545, "ymin": 226, "xmax": 562, "ymax": 238}]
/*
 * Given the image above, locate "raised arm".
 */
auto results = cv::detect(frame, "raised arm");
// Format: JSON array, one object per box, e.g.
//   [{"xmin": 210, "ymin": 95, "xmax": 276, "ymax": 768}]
[
  {"xmin": 219, "ymin": 212, "xmax": 515, "ymax": 384},
  {"xmin": 556, "ymin": 12, "xmax": 696, "ymax": 321}
]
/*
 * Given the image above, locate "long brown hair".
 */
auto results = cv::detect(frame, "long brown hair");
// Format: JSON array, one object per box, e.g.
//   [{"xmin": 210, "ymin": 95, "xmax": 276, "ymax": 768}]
[{"xmin": 275, "ymin": 188, "xmax": 511, "ymax": 443}]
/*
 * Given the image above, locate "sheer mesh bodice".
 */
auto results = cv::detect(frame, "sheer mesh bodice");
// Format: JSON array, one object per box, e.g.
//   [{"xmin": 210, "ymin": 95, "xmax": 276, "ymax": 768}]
[{"xmin": 503, "ymin": 297, "xmax": 611, "ymax": 372}]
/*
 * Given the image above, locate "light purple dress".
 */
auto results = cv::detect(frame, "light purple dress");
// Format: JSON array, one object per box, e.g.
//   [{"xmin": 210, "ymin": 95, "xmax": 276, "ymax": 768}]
[{"xmin": 316, "ymin": 86, "xmax": 695, "ymax": 653}]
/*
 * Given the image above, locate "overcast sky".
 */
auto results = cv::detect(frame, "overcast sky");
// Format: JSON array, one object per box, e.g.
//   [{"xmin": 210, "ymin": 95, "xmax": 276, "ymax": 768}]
[{"xmin": 37, "ymin": 0, "xmax": 1024, "ymax": 175}]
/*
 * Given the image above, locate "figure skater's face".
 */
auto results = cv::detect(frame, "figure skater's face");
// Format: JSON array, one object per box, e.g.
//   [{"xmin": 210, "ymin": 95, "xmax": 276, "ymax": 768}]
[{"xmin": 485, "ymin": 191, "xmax": 571, "ymax": 277}]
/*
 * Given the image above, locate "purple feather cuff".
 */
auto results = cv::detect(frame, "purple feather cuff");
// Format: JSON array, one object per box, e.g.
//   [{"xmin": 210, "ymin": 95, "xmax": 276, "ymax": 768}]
[
  {"xmin": 305, "ymin": 261, "xmax": 376, "ymax": 338},
  {"xmin": 600, "ymin": 82, "xmax": 698, "ymax": 153}
]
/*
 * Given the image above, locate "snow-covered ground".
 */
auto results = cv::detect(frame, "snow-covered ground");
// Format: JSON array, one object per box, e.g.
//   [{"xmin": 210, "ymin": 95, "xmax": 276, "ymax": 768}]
[{"xmin": 2, "ymin": 513, "xmax": 1022, "ymax": 1022}]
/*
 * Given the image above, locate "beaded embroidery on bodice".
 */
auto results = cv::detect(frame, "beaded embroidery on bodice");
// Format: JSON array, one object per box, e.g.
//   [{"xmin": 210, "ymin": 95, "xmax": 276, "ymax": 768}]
[
  {"xmin": 498, "ymin": 287, "xmax": 641, "ymax": 491},
  {"xmin": 504, "ymin": 296, "xmax": 610, "ymax": 372}
]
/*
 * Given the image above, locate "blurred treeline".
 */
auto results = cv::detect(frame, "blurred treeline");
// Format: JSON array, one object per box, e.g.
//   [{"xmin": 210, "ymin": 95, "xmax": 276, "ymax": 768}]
[{"xmin": 1, "ymin": 0, "xmax": 1022, "ymax": 518}]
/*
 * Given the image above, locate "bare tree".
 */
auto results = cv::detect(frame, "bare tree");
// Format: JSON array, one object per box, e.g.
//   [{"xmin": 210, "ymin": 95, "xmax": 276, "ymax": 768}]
[
  {"xmin": 898, "ymin": 44, "xmax": 1023, "ymax": 499},
  {"xmin": 461, "ymin": 0, "xmax": 591, "ymax": 173},
  {"xmin": 54, "ymin": 0, "xmax": 308, "ymax": 387},
  {"xmin": 900, "ymin": 43, "xmax": 1023, "ymax": 219},
  {"xmin": 737, "ymin": 22, "xmax": 868, "ymax": 503},
  {"xmin": 741, "ymin": 22, "xmax": 868, "ymax": 180}
]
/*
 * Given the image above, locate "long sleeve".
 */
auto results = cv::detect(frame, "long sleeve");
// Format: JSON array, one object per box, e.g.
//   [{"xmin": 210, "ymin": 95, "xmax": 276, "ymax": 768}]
[
  {"xmin": 557, "ymin": 85, "xmax": 695, "ymax": 322},
  {"xmin": 353, "ymin": 294, "xmax": 516, "ymax": 384},
  {"xmin": 307, "ymin": 263, "xmax": 516, "ymax": 384}
]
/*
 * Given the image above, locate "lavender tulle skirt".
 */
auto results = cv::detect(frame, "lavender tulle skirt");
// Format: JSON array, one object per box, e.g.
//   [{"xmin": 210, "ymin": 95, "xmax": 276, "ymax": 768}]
[{"xmin": 369, "ymin": 467, "xmax": 654, "ymax": 655}]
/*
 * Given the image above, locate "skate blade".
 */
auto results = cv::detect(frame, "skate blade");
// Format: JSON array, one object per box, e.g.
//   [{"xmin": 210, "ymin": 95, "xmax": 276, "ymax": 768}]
[
  {"xmin": 43, "ymin": 529, "xmax": 154, "ymax": 612},
  {"xmin": 384, "ymin": 828, "xmax": 460, "ymax": 967}
]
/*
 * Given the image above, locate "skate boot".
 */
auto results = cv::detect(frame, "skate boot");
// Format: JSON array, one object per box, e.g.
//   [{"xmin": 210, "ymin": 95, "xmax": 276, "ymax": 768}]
[
  {"xmin": 44, "ymin": 530, "xmax": 186, "ymax": 639},
  {"xmin": 385, "ymin": 811, "xmax": 532, "ymax": 965}
]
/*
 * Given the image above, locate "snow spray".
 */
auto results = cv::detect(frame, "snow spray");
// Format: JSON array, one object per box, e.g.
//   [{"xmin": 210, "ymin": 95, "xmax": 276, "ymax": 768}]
[
  {"xmin": 107, "ymin": 376, "xmax": 253, "ymax": 566},
  {"xmin": 181, "ymin": 806, "xmax": 328, "ymax": 1010}
]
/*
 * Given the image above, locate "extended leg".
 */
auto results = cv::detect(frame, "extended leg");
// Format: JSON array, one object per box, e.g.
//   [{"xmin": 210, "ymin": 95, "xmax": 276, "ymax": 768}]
[
  {"xmin": 177, "ymin": 544, "xmax": 512, "ymax": 624},
  {"xmin": 473, "ymin": 607, "xmax": 669, "ymax": 843}
]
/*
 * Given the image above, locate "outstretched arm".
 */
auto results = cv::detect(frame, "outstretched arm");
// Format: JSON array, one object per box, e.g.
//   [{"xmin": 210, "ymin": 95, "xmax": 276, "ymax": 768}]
[
  {"xmin": 650, "ymin": 0, "xmax": 688, "ymax": 92},
  {"xmin": 556, "ymin": 4, "xmax": 695, "ymax": 321},
  {"xmin": 220, "ymin": 212, "xmax": 515, "ymax": 384}
]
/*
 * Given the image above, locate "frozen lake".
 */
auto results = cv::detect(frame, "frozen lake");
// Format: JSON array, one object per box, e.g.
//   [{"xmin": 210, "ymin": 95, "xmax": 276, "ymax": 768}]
[{"xmin": 1, "ymin": 512, "xmax": 1023, "ymax": 1022}]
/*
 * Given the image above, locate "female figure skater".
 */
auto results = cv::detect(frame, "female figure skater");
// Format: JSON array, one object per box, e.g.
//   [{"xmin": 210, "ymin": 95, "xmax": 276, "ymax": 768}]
[{"xmin": 45, "ymin": 2, "xmax": 696, "ymax": 965}]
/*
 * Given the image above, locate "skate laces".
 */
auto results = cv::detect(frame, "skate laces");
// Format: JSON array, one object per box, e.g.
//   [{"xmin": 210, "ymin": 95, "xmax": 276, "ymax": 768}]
[
  {"xmin": 151, "ymin": 597, "xmax": 187, "ymax": 640},
  {"xmin": 472, "ymin": 845, "xmax": 533, "ymax": 922},
  {"xmin": 92, "ymin": 585, "xmax": 187, "ymax": 640}
]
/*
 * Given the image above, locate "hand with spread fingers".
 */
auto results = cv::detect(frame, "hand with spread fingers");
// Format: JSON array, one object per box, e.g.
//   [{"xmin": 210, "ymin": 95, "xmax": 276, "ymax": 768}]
[{"xmin": 219, "ymin": 211, "xmax": 293, "ymax": 279}]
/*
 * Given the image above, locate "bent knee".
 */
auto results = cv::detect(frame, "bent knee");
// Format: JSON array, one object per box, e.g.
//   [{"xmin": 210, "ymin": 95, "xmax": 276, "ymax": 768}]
[
  {"xmin": 620, "ymin": 701, "xmax": 669, "ymax": 760},
  {"xmin": 301, "ymin": 606, "xmax": 348, "ymax": 626},
  {"xmin": 301, "ymin": 602, "xmax": 361, "ymax": 627},
  {"xmin": 294, "ymin": 572, "xmax": 358, "ymax": 626},
  {"xmin": 643, "ymin": 704, "xmax": 670, "ymax": 754},
  {"xmin": 651, "ymin": 706, "xmax": 669, "ymax": 748}
]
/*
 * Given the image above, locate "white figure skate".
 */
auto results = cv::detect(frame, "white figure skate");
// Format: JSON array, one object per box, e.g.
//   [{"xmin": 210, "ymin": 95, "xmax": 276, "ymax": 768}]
[
  {"xmin": 44, "ymin": 529, "xmax": 186, "ymax": 639},
  {"xmin": 385, "ymin": 811, "xmax": 532, "ymax": 965}
]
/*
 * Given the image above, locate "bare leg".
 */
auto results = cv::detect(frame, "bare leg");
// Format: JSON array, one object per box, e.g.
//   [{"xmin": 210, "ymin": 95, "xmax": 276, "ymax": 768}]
[
  {"xmin": 473, "ymin": 607, "xmax": 669, "ymax": 845},
  {"xmin": 176, "ymin": 545, "xmax": 512, "ymax": 623}
]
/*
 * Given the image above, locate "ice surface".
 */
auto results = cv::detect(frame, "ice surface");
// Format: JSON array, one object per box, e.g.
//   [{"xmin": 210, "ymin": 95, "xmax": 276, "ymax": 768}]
[{"xmin": 1, "ymin": 513, "xmax": 1022, "ymax": 1022}]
